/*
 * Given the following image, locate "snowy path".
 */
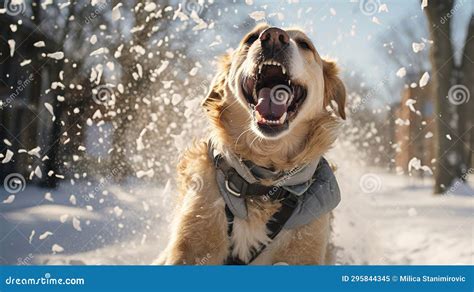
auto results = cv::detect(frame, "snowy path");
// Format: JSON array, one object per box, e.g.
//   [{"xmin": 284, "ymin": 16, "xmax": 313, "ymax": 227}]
[{"xmin": 0, "ymin": 171, "xmax": 472, "ymax": 265}]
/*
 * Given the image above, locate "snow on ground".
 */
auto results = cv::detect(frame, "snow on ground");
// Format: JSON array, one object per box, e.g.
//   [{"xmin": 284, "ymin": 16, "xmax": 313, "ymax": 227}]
[
  {"xmin": 0, "ymin": 170, "xmax": 472, "ymax": 265},
  {"xmin": 333, "ymin": 169, "xmax": 473, "ymax": 265},
  {"xmin": 0, "ymin": 179, "xmax": 175, "ymax": 265}
]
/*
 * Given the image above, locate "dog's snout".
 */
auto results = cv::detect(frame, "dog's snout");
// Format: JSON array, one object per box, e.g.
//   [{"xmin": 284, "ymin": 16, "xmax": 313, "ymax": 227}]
[{"xmin": 260, "ymin": 27, "xmax": 289, "ymax": 56}]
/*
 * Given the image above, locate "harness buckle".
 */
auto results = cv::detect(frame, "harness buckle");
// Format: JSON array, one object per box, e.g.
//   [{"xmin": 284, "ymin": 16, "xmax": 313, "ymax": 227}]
[
  {"xmin": 224, "ymin": 168, "xmax": 249, "ymax": 197},
  {"xmin": 225, "ymin": 179, "xmax": 241, "ymax": 197}
]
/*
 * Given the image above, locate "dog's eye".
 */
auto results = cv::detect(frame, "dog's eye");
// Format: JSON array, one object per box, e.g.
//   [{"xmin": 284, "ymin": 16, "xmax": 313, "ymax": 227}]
[
  {"xmin": 297, "ymin": 40, "xmax": 311, "ymax": 50},
  {"xmin": 245, "ymin": 34, "xmax": 259, "ymax": 45}
]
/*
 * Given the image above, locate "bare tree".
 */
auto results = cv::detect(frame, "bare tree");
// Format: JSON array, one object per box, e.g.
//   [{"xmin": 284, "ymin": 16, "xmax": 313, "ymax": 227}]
[
  {"xmin": 424, "ymin": 0, "xmax": 471, "ymax": 193},
  {"xmin": 459, "ymin": 15, "xmax": 474, "ymax": 172}
]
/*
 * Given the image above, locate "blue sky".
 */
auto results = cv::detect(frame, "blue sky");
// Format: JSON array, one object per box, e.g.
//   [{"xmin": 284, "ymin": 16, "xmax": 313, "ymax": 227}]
[
  {"xmin": 205, "ymin": 0, "xmax": 473, "ymax": 104},
  {"xmin": 251, "ymin": 0, "xmax": 473, "ymax": 75}
]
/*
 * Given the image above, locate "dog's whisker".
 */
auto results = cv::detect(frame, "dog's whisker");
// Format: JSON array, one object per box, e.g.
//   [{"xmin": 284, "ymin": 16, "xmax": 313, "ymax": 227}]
[
  {"xmin": 249, "ymin": 135, "xmax": 260, "ymax": 149},
  {"xmin": 218, "ymin": 99, "xmax": 239, "ymax": 120},
  {"xmin": 235, "ymin": 127, "xmax": 252, "ymax": 148}
]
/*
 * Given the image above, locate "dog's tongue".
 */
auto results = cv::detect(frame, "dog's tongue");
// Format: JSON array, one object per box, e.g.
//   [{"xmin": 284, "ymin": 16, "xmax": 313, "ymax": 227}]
[{"xmin": 255, "ymin": 87, "xmax": 288, "ymax": 119}]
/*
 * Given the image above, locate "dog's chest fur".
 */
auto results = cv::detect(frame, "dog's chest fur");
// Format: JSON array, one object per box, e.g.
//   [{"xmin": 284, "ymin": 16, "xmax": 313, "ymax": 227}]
[{"xmin": 228, "ymin": 199, "xmax": 281, "ymax": 264}]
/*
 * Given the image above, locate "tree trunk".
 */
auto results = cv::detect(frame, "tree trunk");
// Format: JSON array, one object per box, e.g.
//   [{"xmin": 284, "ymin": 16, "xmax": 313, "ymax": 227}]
[
  {"xmin": 42, "ymin": 92, "xmax": 64, "ymax": 188},
  {"xmin": 460, "ymin": 15, "xmax": 474, "ymax": 171},
  {"xmin": 425, "ymin": 0, "xmax": 457, "ymax": 194}
]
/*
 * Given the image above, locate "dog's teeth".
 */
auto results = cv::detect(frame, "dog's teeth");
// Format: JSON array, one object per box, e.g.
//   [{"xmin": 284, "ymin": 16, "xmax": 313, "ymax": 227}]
[
  {"xmin": 262, "ymin": 118, "xmax": 286, "ymax": 125},
  {"xmin": 259, "ymin": 64, "xmax": 263, "ymax": 73},
  {"xmin": 282, "ymin": 66, "xmax": 286, "ymax": 74}
]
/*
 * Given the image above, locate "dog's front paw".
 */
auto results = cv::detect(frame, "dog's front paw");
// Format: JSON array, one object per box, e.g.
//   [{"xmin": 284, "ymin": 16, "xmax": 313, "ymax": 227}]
[
  {"xmin": 152, "ymin": 257, "xmax": 165, "ymax": 265},
  {"xmin": 154, "ymin": 250, "xmax": 190, "ymax": 265},
  {"xmin": 152, "ymin": 251, "xmax": 169, "ymax": 265}
]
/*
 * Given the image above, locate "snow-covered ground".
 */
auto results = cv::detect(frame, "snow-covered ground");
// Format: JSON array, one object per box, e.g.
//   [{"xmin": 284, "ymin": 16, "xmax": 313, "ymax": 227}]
[
  {"xmin": 333, "ymin": 169, "xmax": 473, "ymax": 265},
  {"xmin": 0, "ymin": 179, "xmax": 174, "ymax": 265},
  {"xmin": 0, "ymin": 170, "xmax": 472, "ymax": 265}
]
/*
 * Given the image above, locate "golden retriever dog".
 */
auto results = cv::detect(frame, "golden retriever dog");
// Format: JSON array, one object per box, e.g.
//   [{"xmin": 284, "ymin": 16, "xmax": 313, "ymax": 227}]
[{"xmin": 158, "ymin": 23, "xmax": 346, "ymax": 265}]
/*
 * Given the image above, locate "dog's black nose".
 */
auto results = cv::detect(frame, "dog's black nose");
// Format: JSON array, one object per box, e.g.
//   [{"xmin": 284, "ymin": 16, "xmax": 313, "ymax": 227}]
[{"xmin": 260, "ymin": 27, "xmax": 289, "ymax": 56}]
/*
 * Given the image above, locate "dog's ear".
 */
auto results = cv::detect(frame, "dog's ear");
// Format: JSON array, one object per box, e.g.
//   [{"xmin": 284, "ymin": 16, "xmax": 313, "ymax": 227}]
[
  {"xmin": 202, "ymin": 54, "xmax": 231, "ymax": 111},
  {"xmin": 322, "ymin": 60, "xmax": 346, "ymax": 120}
]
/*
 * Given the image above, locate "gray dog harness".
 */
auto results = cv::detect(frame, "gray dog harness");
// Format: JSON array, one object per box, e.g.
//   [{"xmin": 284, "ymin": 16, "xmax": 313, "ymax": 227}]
[{"xmin": 209, "ymin": 144, "xmax": 341, "ymax": 264}]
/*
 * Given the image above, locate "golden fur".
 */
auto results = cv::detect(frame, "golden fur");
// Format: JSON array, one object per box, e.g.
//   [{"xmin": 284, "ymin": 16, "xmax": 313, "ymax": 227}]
[{"xmin": 158, "ymin": 24, "xmax": 346, "ymax": 265}]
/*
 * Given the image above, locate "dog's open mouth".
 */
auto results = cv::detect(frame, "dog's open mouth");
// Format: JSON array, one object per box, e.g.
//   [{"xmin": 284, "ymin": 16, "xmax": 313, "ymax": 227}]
[{"xmin": 241, "ymin": 59, "xmax": 307, "ymax": 136}]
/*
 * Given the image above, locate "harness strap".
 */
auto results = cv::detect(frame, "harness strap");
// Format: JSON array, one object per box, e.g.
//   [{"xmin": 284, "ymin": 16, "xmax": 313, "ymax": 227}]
[
  {"xmin": 224, "ymin": 194, "xmax": 298, "ymax": 265},
  {"xmin": 214, "ymin": 153, "xmax": 287, "ymax": 199},
  {"xmin": 224, "ymin": 205, "xmax": 243, "ymax": 264},
  {"xmin": 224, "ymin": 205, "xmax": 234, "ymax": 238},
  {"xmin": 210, "ymin": 143, "xmax": 299, "ymax": 264}
]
